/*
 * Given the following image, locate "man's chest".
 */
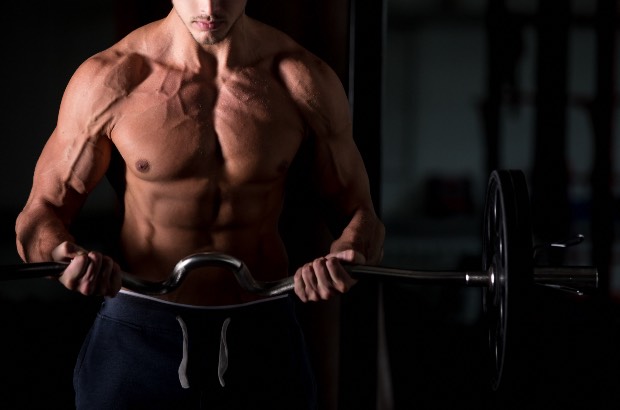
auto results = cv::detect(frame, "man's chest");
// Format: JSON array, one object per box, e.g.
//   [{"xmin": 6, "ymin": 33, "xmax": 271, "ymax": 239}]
[{"xmin": 110, "ymin": 73, "xmax": 306, "ymax": 184}]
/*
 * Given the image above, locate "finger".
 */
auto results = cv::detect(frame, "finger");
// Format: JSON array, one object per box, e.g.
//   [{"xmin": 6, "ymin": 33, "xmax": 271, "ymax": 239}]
[
  {"xmin": 58, "ymin": 253, "xmax": 89, "ymax": 291},
  {"xmin": 102, "ymin": 257, "xmax": 123, "ymax": 297},
  {"xmin": 51, "ymin": 241, "xmax": 88, "ymax": 261},
  {"xmin": 76, "ymin": 252, "xmax": 103, "ymax": 295},
  {"xmin": 312, "ymin": 258, "xmax": 338, "ymax": 300},
  {"xmin": 293, "ymin": 269, "xmax": 308, "ymax": 303},
  {"xmin": 326, "ymin": 257, "xmax": 357, "ymax": 293},
  {"xmin": 300, "ymin": 263, "xmax": 321, "ymax": 302},
  {"xmin": 329, "ymin": 249, "xmax": 366, "ymax": 265}
]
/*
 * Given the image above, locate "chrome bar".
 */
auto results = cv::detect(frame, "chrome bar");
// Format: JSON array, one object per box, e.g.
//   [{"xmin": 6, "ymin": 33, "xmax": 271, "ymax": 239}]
[
  {"xmin": 533, "ymin": 266, "xmax": 599, "ymax": 295},
  {"xmin": 0, "ymin": 253, "xmax": 598, "ymax": 297}
]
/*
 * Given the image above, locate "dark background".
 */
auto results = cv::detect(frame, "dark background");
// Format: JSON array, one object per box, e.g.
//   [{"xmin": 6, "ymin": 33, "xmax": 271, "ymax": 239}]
[{"xmin": 0, "ymin": 1, "xmax": 618, "ymax": 409}]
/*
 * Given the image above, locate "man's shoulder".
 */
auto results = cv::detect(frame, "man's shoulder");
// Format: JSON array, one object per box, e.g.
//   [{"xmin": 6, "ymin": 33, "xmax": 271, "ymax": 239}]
[
  {"xmin": 72, "ymin": 22, "xmax": 162, "ymax": 91},
  {"xmin": 60, "ymin": 44, "xmax": 153, "ymax": 128},
  {"xmin": 247, "ymin": 18, "xmax": 319, "ymax": 68},
  {"xmin": 272, "ymin": 44, "xmax": 342, "ymax": 98},
  {"xmin": 69, "ymin": 45, "xmax": 150, "ymax": 99}
]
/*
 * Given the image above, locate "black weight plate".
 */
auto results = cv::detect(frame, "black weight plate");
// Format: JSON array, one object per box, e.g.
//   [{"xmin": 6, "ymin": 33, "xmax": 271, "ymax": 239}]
[{"xmin": 482, "ymin": 170, "xmax": 533, "ymax": 391}]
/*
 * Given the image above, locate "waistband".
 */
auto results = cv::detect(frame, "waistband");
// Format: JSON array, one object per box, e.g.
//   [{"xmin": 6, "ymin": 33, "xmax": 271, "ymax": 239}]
[
  {"xmin": 100, "ymin": 291, "xmax": 293, "ymax": 331},
  {"xmin": 119, "ymin": 289, "xmax": 288, "ymax": 310}
]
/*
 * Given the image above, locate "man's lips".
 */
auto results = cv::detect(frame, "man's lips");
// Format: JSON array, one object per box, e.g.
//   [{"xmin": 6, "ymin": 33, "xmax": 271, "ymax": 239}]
[{"xmin": 194, "ymin": 20, "xmax": 221, "ymax": 31}]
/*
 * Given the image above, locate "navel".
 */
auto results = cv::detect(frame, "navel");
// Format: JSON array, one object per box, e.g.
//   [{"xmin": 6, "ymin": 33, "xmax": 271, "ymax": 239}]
[{"xmin": 135, "ymin": 159, "xmax": 150, "ymax": 173}]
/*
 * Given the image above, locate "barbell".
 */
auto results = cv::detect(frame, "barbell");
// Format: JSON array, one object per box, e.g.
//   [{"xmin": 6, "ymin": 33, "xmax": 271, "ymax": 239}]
[{"xmin": 1, "ymin": 169, "xmax": 598, "ymax": 391}]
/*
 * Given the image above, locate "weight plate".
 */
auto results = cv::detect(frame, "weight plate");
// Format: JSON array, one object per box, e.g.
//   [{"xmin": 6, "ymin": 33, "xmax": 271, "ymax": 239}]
[{"xmin": 482, "ymin": 170, "xmax": 533, "ymax": 391}]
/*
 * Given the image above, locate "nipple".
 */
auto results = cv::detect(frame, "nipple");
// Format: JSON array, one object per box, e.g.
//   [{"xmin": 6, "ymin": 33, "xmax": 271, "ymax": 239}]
[{"xmin": 135, "ymin": 159, "xmax": 150, "ymax": 173}]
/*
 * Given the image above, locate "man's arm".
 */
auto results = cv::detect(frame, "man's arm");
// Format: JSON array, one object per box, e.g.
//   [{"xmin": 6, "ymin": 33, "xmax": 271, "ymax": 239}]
[
  {"xmin": 15, "ymin": 57, "xmax": 122, "ymax": 296},
  {"xmin": 279, "ymin": 52, "xmax": 385, "ymax": 302}
]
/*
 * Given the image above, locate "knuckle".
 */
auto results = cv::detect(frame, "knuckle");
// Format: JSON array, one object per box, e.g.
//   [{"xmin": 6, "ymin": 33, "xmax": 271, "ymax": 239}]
[
  {"xmin": 301, "ymin": 271, "xmax": 316, "ymax": 286},
  {"xmin": 313, "ymin": 258, "xmax": 326, "ymax": 269},
  {"xmin": 334, "ymin": 281, "xmax": 348, "ymax": 293},
  {"xmin": 88, "ymin": 252, "xmax": 102, "ymax": 265},
  {"xmin": 63, "ymin": 276, "xmax": 80, "ymax": 290},
  {"xmin": 78, "ymin": 280, "xmax": 95, "ymax": 295},
  {"xmin": 318, "ymin": 288, "xmax": 332, "ymax": 300}
]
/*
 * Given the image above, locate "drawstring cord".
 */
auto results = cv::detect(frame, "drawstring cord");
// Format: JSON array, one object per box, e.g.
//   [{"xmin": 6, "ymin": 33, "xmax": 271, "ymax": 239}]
[
  {"xmin": 218, "ymin": 317, "xmax": 231, "ymax": 387},
  {"xmin": 175, "ymin": 316, "xmax": 232, "ymax": 389},
  {"xmin": 176, "ymin": 316, "xmax": 190, "ymax": 389}
]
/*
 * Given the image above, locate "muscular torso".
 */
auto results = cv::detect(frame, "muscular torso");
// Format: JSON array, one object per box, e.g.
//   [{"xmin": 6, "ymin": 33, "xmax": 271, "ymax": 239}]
[
  {"xmin": 107, "ymin": 43, "xmax": 307, "ymax": 305},
  {"xmin": 14, "ymin": 12, "xmax": 358, "ymax": 306}
]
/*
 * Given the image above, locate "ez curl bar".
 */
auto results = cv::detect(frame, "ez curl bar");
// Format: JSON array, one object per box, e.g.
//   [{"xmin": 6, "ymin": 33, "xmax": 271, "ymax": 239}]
[{"xmin": 1, "ymin": 170, "xmax": 598, "ymax": 391}]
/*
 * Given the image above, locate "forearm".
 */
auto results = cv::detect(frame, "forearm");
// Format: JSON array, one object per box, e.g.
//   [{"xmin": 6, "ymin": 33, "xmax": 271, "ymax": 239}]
[
  {"xmin": 15, "ymin": 203, "xmax": 75, "ymax": 263},
  {"xmin": 329, "ymin": 206, "xmax": 385, "ymax": 264}
]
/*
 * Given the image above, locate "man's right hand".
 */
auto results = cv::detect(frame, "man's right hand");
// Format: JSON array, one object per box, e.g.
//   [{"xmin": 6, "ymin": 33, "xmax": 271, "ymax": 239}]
[{"xmin": 51, "ymin": 241, "xmax": 122, "ymax": 297}]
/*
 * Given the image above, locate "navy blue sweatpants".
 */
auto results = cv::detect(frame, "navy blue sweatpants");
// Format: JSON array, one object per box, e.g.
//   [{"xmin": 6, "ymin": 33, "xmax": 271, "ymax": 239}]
[{"xmin": 73, "ymin": 291, "xmax": 317, "ymax": 409}]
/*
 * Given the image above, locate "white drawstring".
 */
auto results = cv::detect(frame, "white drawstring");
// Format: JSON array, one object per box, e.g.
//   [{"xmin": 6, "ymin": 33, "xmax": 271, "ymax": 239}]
[
  {"xmin": 176, "ymin": 315, "xmax": 232, "ymax": 389},
  {"xmin": 218, "ymin": 318, "xmax": 232, "ymax": 387},
  {"xmin": 176, "ymin": 316, "xmax": 190, "ymax": 389}
]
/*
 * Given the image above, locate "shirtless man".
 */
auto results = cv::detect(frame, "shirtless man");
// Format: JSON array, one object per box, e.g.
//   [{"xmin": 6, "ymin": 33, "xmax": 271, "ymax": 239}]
[{"xmin": 15, "ymin": 1, "xmax": 384, "ymax": 409}]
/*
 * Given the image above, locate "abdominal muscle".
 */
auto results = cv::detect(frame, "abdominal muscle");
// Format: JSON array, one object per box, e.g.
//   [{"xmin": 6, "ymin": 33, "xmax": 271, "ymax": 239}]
[{"xmin": 117, "ymin": 180, "xmax": 291, "ymax": 306}]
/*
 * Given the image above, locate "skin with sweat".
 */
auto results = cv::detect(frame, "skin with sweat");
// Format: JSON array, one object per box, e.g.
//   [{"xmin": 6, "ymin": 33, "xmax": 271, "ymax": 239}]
[{"xmin": 15, "ymin": 0, "xmax": 384, "ymax": 306}]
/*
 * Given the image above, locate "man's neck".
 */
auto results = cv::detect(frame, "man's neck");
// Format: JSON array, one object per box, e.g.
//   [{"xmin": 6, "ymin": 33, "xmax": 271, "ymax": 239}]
[{"xmin": 164, "ymin": 10, "xmax": 256, "ymax": 73}]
